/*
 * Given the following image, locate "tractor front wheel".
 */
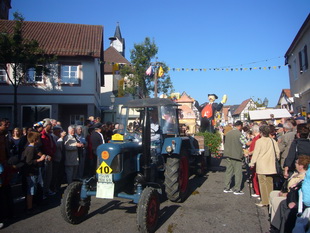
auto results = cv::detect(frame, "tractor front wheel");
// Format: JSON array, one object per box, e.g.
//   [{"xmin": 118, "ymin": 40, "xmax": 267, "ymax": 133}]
[
  {"xmin": 137, "ymin": 187, "xmax": 160, "ymax": 233},
  {"xmin": 60, "ymin": 181, "xmax": 90, "ymax": 224},
  {"xmin": 164, "ymin": 155, "xmax": 189, "ymax": 202}
]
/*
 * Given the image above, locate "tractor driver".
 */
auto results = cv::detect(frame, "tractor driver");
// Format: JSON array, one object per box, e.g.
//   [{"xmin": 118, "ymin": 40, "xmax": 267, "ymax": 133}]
[{"xmin": 150, "ymin": 108, "xmax": 160, "ymax": 142}]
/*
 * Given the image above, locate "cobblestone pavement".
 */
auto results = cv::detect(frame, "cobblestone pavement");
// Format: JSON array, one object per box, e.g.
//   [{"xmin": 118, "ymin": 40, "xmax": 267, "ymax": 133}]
[{"xmin": 1, "ymin": 157, "xmax": 270, "ymax": 233}]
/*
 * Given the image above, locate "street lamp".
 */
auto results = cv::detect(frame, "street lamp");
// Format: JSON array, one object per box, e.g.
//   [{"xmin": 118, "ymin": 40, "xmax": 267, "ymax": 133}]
[
  {"xmin": 110, "ymin": 93, "xmax": 115, "ymax": 109},
  {"xmin": 110, "ymin": 93, "xmax": 115, "ymax": 122}
]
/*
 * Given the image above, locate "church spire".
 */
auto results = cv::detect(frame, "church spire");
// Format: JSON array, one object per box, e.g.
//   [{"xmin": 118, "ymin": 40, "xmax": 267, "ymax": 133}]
[
  {"xmin": 114, "ymin": 22, "xmax": 122, "ymax": 41},
  {"xmin": 109, "ymin": 22, "xmax": 125, "ymax": 57}
]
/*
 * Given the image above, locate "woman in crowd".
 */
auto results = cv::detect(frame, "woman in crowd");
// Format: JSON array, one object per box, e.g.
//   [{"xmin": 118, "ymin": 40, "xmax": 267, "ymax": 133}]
[
  {"xmin": 10, "ymin": 128, "xmax": 22, "ymax": 158},
  {"xmin": 269, "ymin": 155, "xmax": 310, "ymax": 232},
  {"xmin": 247, "ymin": 124, "xmax": 261, "ymax": 198},
  {"xmin": 250, "ymin": 125, "xmax": 280, "ymax": 207}
]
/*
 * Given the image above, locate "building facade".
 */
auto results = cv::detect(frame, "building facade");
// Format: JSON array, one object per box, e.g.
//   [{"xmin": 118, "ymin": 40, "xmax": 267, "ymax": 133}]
[
  {"xmin": 0, "ymin": 20, "xmax": 104, "ymax": 128},
  {"xmin": 285, "ymin": 14, "xmax": 310, "ymax": 114}
]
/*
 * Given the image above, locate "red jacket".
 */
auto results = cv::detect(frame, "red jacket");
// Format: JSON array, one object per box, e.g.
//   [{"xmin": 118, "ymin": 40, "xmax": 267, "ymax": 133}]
[{"xmin": 41, "ymin": 129, "xmax": 56, "ymax": 157}]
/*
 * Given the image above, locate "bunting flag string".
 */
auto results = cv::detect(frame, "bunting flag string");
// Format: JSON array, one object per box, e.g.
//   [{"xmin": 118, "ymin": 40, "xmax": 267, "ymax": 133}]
[
  {"xmin": 104, "ymin": 60, "xmax": 284, "ymax": 72},
  {"xmin": 167, "ymin": 65, "xmax": 283, "ymax": 72}
]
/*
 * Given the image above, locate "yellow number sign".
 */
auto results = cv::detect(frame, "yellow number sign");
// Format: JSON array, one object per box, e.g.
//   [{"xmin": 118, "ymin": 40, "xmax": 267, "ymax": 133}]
[{"xmin": 96, "ymin": 161, "xmax": 113, "ymax": 174}]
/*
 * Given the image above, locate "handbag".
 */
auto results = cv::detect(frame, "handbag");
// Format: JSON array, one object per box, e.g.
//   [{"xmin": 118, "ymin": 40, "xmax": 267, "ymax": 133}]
[
  {"xmin": 292, "ymin": 190, "xmax": 310, "ymax": 233},
  {"xmin": 271, "ymin": 138, "xmax": 282, "ymax": 175}
]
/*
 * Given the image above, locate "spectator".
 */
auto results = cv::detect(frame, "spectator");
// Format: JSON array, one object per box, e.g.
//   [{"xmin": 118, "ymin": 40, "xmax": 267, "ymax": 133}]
[
  {"xmin": 32, "ymin": 121, "xmax": 45, "ymax": 202},
  {"xmin": 0, "ymin": 119, "xmax": 14, "ymax": 228},
  {"xmin": 269, "ymin": 155, "xmax": 310, "ymax": 232},
  {"xmin": 223, "ymin": 123, "xmax": 233, "ymax": 143},
  {"xmin": 22, "ymin": 131, "xmax": 46, "ymax": 214},
  {"xmin": 88, "ymin": 116, "xmax": 95, "ymax": 124},
  {"xmin": 50, "ymin": 119, "xmax": 57, "ymax": 127},
  {"xmin": 10, "ymin": 127, "xmax": 22, "ymax": 159},
  {"xmin": 94, "ymin": 117, "xmax": 101, "ymax": 124},
  {"xmin": 83, "ymin": 119, "xmax": 92, "ymax": 139},
  {"xmin": 275, "ymin": 123, "xmax": 284, "ymax": 140},
  {"xmin": 64, "ymin": 126, "xmax": 82, "ymax": 184},
  {"xmin": 223, "ymin": 120, "xmax": 245, "ymax": 195},
  {"xmin": 50, "ymin": 125, "xmax": 66, "ymax": 193},
  {"xmin": 75, "ymin": 125, "xmax": 86, "ymax": 179},
  {"xmin": 247, "ymin": 124, "xmax": 261, "ymax": 198},
  {"xmin": 278, "ymin": 121, "xmax": 296, "ymax": 169},
  {"xmin": 113, "ymin": 123, "xmax": 120, "ymax": 134},
  {"xmin": 106, "ymin": 121, "xmax": 113, "ymax": 142},
  {"xmin": 295, "ymin": 116, "xmax": 306, "ymax": 125},
  {"xmin": 40, "ymin": 119, "xmax": 56, "ymax": 196},
  {"xmin": 250, "ymin": 125, "xmax": 280, "ymax": 207},
  {"xmin": 90, "ymin": 123, "xmax": 104, "ymax": 175},
  {"xmin": 85, "ymin": 127, "xmax": 95, "ymax": 176},
  {"xmin": 287, "ymin": 118, "xmax": 297, "ymax": 135},
  {"xmin": 283, "ymin": 123, "xmax": 310, "ymax": 179}
]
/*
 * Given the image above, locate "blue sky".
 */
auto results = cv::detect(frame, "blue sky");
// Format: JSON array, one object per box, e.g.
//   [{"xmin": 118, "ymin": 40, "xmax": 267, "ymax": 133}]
[{"xmin": 10, "ymin": 0, "xmax": 310, "ymax": 107}]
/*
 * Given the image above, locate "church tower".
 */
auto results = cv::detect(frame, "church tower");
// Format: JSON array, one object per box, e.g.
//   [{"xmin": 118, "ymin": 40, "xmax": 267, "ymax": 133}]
[{"xmin": 109, "ymin": 22, "xmax": 125, "ymax": 57}]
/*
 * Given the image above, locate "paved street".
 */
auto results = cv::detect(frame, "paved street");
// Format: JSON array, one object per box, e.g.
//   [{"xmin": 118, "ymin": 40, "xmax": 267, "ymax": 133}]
[{"xmin": 1, "ymin": 157, "xmax": 270, "ymax": 233}]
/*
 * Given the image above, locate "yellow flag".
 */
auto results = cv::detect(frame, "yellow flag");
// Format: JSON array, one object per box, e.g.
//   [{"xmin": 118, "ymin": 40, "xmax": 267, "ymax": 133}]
[
  {"xmin": 112, "ymin": 63, "xmax": 119, "ymax": 74},
  {"xmin": 158, "ymin": 66, "xmax": 164, "ymax": 77}
]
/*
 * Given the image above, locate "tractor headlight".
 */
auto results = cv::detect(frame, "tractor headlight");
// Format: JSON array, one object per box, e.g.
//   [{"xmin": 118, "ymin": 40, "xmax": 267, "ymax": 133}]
[{"xmin": 166, "ymin": 146, "xmax": 173, "ymax": 154}]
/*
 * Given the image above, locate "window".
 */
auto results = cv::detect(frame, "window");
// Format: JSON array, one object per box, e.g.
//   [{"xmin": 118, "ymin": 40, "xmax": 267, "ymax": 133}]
[
  {"xmin": 299, "ymin": 45, "xmax": 308, "ymax": 73},
  {"xmin": 26, "ymin": 66, "xmax": 43, "ymax": 83},
  {"xmin": 0, "ymin": 66, "xmax": 7, "ymax": 83},
  {"xmin": 61, "ymin": 64, "xmax": 79, "ymax": 84}
]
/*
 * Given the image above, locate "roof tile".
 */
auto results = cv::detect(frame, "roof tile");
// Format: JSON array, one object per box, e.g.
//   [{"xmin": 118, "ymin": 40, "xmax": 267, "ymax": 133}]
[{"xmin": 0, "ymin": 20, "xmax": 103, "ymax": 57}]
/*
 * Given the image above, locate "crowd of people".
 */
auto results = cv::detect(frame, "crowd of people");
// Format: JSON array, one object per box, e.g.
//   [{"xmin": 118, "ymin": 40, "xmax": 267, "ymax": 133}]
[
  {"xmin": 1, "ymin": 113, "xmax": 310, "ymax": 231},
  {"xmin": 222, "ymin": 115, "xmax": 310, "ymax": 233},
  {"xmin": 0, "ymin": 116, "xmax": 117, "ymax": 229}
]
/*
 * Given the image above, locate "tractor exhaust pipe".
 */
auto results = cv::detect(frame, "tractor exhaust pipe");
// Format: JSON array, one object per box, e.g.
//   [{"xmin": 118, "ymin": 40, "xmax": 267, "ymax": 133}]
[{"xmin": 142, "ymin": 107, "xmax": 151, "ymax": 181}]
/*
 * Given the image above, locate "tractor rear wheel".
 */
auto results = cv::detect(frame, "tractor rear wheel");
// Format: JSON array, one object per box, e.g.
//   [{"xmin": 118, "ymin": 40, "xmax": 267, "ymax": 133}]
[
  {"xmin": 60, "ymin": 181, "xmax": 90, "ymax": 224},
  {"xmin": 164, "ymin": 155, "xmax": 189, "ymax": 202},
  {"xmin": 137, "ymin": 187, "xmax": 160, "ymax": 233}
]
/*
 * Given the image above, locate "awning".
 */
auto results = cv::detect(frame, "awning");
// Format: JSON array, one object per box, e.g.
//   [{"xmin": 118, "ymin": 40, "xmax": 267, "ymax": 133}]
[{"xmin": 249, "ymin": 109, "xmax": 291, "ymax": 120}]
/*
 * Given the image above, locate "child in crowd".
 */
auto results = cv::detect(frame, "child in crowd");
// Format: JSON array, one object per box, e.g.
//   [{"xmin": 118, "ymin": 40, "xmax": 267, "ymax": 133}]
[{"xmin": 22, "ymin": 131, "xmax": 46, "ymax": 213}]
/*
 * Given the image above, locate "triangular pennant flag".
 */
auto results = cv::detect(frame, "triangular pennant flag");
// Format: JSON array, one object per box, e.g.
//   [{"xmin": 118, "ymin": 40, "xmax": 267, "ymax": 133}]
[
  {"xmin": 146, "ymin": 66, "xmax": 153, "ymax": 76},
  {"xmin": 158, "ymin": 66, "xmax": 164, "ymax": 77}
]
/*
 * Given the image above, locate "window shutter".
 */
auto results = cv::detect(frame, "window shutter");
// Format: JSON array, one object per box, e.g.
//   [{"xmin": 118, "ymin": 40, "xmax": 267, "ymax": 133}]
[
  {"xmin": 299, "ymin": 51, "xmax": 303, "ymax": 72},
  {"xmin": 304, "ymin": 45, "xmax": 308, "ymax": 70}
]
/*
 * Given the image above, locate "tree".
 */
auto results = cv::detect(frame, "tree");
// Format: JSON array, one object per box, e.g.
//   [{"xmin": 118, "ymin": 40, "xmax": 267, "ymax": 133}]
[
  {"xmin": 120, "ymin": 37, "xmax": 173, "ymax": 98},
  {"xmin": 0, "ymin": 12, "xmax": 53, "ymax": 127}
]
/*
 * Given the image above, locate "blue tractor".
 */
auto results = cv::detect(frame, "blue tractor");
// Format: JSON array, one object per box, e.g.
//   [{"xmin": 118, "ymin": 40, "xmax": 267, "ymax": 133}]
[{"xmin": 60, "ymin": 98, "xmax": 205, "ymax": 232}]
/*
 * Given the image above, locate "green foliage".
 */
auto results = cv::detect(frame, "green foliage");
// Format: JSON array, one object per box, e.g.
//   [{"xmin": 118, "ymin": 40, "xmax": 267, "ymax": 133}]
[
  {"xmin": 0, "ymin": 12, "xmax": 55, "ymax": 126},
  {"xmin": 196, "ymin": 131, "xmax": 222, "ymax": 154},
  {"xmin": 120, "ymin": 37, "xmax": 173, "ymax": 98}
]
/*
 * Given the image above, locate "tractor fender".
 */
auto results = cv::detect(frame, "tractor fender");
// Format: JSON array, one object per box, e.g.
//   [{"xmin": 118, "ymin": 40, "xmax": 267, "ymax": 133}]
[{"xmin": 161, "ymin": 137, "xmax": 191, "ymax": 155}]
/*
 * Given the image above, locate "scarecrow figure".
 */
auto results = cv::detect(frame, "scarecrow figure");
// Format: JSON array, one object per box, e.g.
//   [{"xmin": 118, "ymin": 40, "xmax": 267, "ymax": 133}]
[{"xmin": 199, "ymin": 94, "xmax": 227, "ymax": 132}]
